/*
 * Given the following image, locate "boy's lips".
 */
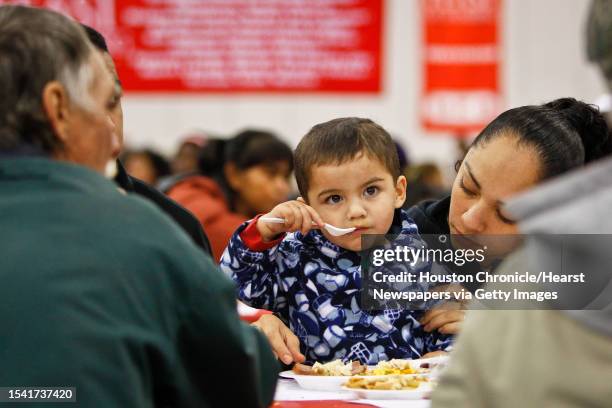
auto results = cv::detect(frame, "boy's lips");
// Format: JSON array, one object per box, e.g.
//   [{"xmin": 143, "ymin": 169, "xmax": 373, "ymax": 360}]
[{"xmin": 349, "ymin": 226, "xmax": 370, "ymax": 234}]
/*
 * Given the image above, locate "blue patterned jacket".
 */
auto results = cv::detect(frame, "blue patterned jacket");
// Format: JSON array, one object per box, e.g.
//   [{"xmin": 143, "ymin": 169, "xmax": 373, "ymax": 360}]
[{"xmin": 220, "ymin": 209, "xmax": 452, "ymax": 364}]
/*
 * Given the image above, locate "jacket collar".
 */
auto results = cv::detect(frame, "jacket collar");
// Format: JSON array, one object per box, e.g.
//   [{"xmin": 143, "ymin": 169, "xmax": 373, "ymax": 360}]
[
  {"xmin": 0, "ymin": 144, "xmax": 46, "ymax": 157},
  {"xmin": 113, "ymin": 159, "xmax": 135, "ymax": 192},
  {"xmin": 0, "ymin": 157, "xmax": 122, "ymax": 197}
]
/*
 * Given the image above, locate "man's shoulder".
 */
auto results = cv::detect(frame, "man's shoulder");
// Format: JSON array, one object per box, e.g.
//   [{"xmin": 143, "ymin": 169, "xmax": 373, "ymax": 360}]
[{"xmin": 128, "ymin": 176, "xmax": 213, "ymax": 255}]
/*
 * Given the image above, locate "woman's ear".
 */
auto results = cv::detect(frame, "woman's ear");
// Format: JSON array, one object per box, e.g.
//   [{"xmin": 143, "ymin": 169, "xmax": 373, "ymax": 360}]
[
  {"xmin": 223, "ymin": 162, "xmax": 242, "ymax": 190},
  {"xmin": 394, "ymin": 175, "xmax": 407, "ymax": 208}
]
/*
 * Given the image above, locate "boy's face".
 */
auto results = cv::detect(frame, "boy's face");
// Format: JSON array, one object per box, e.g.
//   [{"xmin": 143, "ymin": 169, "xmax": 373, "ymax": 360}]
[{"xmin": 305, "ymin": 153, "xmax": 406, "ymax": 251}]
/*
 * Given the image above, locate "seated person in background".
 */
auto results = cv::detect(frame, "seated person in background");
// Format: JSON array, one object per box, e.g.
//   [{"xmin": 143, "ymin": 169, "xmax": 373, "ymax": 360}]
[
  {"xmin": 170, "ymin": 133, "xmax": 208, "ymax": 175},
  {"xmin": 220, "ymin": 117, "xmax": 451, "ymax": 365},
  {"xmin": 83, "ymin": 24, "xmax": 213, "ymax": 256},
  {"xmin": 0, "ymin": 6, "xmax": 277, "ymax": 407},
  {"xmin": 157, "ymin": 132, "xmax": 210, "ymax": 191},
  {"xmin": 121, "ymin": 148, "xmax": 171, "ymax": 186},
  {"xmin": 402, "ymin": 162, "xmax": 449, "ymax": 208},
  {"xmin": 167, "ymin": 129, "xmax": 293, "ymax": 260}
]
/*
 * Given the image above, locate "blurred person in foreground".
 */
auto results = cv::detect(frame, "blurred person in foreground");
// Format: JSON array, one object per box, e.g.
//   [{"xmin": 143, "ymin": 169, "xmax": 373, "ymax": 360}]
[
  {"xmin": 0, "ymin": 6, "xmax": 277, "ymax": 407},
  {"xmin": 166, "ymin": 129, "xmax": 293, "ymax": 260},
  {"xmin": 587, "ymin": 0, "xmax": 612, "ymax": 126},
  {"xmin": 431, "ymin": 157, "xmax": 612, "ymax": 407},
  {"xmin": 82, "ymin": 24, "xmax": 213, "ymax": 256}
]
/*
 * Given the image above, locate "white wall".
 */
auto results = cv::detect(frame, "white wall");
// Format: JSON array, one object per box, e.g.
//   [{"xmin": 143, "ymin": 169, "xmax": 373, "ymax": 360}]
[{"xmin": 121, "ymin": 0, "xmax": 607, "ymax": 177}]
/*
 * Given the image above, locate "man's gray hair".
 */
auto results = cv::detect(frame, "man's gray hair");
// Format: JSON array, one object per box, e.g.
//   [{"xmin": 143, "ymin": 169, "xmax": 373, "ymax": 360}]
[{"xmin": 0, "ymin": 5, "xmax": 94, "ymax": 153}]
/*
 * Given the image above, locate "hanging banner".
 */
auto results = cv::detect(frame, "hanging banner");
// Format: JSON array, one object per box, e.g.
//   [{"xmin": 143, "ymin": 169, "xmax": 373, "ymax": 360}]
[
  {"xmin": 2, "ymin": 0, "xmax": 382, "ymax": 93},
  {"xmin": 421, "ymin": 0, "xmax": 502, "ymax": 134}
]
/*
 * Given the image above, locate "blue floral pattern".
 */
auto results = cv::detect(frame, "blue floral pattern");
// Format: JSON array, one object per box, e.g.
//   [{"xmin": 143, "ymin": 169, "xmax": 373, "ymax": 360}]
[{"xmin": 220, "ymin": 210, "xmax": 452, "ymax": 364}]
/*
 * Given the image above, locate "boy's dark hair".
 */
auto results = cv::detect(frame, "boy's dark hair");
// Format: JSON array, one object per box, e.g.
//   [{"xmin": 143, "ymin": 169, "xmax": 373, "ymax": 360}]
[{"xmin": 294, "ymin": 117, "xmax": 400, "ymax": 198}]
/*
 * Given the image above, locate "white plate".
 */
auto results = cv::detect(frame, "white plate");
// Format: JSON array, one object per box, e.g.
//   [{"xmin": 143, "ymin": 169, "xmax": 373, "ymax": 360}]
[
  {"xmin": 281, "ymin": 371, "xmax": 425, "ymax": 391},
  {"xmin": 404, "ymin": 355, "xmax": 449, "ymax": 371},
  {"xmin": 292, "ymin": 374, "xmax": 358, "ymax": 391},
  {"xmin": 342, "ymin": 382, "xmax": 432, "ymax": 400},
  {"xmin": 278, "ymin": 356, "xmax": 448, "ymax": 391},
  {"xmin": 279, "ymin": 370, "xmax": 296, "ymax": 379}
]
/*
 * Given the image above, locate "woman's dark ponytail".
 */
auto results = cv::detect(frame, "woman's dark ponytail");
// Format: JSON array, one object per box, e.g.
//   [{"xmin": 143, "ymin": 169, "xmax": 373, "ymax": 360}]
[
  {"xmin": 472, "ymin": 97, "xmax": 612, "ymax": 180},
  {"xmin": 543, "ymin": 97, "xmax": 612, "ymax": 164}
]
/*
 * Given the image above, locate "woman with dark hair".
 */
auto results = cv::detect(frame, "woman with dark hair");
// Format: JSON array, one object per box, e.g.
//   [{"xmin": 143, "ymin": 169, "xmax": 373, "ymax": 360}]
[
  {"xmin": 408, "ymin": 97, "xmax": 612, "ymax": 237},
  {"xmin": 402, "ymin": 97, "xmax": 612, "ymax": 336},
  {"xmin": 251, "ymin": 97, "xmax": 612, "ymax": 364},
  {"xmin": 167, "ymin": 129, "xmax": 293, "ymax": 260}
]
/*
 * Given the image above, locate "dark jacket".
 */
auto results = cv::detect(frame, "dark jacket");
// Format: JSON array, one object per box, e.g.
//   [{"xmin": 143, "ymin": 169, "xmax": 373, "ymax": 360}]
[
  {"xmin": 114, "ymin": 160, "xmax": 213, "ymax": 257},
  {"xmin": 404, "ymin": 196, "xmax": 451, "ymax": 234},
  {"xmin": 0, "ymin": 158, "xmax": 278, "ymax": 408},
  {"xmin": 406, "ymin": 196, "xmax": 484, "ymax": 290}
]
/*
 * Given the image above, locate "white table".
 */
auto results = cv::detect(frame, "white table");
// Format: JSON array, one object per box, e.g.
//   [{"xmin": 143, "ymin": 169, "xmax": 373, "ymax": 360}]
[{"xmin": 274, "ymin": 378, "xmax": 431, "ymax": 408}]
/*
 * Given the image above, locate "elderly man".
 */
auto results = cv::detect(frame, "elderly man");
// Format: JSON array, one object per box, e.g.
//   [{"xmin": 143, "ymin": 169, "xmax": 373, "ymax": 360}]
[{"xmin": 0, "ymin": 5, "xmax": 277, "ymax": 408}]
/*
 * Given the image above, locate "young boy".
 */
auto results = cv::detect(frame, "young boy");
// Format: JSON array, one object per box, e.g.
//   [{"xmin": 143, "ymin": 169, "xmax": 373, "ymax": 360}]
[{"xmin": 220, "ymin": 118, "xmax": 451, "ymax": 364}]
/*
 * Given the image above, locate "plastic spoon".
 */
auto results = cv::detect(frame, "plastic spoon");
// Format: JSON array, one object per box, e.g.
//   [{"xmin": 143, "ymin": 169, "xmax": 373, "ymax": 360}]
[{"xmin": 260, "ymin": 216, "xmax": 356, "ymax": 237}]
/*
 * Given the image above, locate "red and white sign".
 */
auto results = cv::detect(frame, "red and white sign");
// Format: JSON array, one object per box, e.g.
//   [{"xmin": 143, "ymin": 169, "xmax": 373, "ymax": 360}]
[
  {"xmin": 421, "ymin": 0, "xmax": 502, "ymax": 134},
  {"xmin": 2, "ymin": 0, "xmax": 383, "ymax": 93}
]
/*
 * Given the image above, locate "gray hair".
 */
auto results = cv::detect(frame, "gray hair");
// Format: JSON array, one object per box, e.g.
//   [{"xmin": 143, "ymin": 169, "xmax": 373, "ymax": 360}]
[{"xmin": 0, "ymin": 5, "xmax": 94, "ymax": 153}]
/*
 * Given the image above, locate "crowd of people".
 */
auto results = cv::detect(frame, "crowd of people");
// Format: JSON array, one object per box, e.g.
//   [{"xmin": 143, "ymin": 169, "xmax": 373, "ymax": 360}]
[{"xmin": 1, "ymin": 4, "xmax": 612, "ymax": 408}]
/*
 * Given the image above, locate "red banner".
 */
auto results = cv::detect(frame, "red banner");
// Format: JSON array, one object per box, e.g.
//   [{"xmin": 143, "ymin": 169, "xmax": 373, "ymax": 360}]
[
  {"xmin": 2, "ymin": 0, "xmax": 382, "ymax": 93},
  {"xmin": 421, "ymin": 0, "xmax": 502, "ymax": 134}
]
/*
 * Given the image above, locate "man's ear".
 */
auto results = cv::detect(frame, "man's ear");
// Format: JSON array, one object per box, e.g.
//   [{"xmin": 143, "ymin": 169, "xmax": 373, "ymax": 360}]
[
  {"xmin": 42, "ymin": 81, "xmax": 71, "ymax": 144},
  {"xmin": 394, "ymin": 175, "xmax": 407, "ymax": 208},
  {"xmin": 223, "ymin": 162, "xmax": 242, "ymax": 190}
]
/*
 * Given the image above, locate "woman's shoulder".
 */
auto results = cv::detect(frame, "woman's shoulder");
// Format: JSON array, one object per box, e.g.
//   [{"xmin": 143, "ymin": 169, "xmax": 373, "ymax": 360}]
[{"xmin": 403, "ymin": 196, "xmax": 451, "ymax": 235}]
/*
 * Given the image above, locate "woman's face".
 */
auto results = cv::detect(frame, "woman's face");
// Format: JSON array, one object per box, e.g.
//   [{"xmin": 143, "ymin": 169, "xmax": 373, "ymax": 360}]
[
  {"xmin": 228, "ymin": 161, "xmax": 292, "ymax": 217},
  {"xmin": 448, "ymin": 135, "xmax": 541, "ymax": 237}
]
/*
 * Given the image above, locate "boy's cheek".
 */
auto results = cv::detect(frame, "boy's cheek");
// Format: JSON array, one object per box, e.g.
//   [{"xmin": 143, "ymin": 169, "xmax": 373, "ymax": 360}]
[{"xmin": 313, "ymin": 206, "xmax": 342, "ymax": 225}]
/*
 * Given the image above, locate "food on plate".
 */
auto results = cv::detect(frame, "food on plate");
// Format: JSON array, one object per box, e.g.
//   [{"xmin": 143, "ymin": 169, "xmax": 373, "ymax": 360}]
[
  {"xmin": 292, "ymin": 363, "xmax": 314, "ymax": 375},
  {"xmin": 292, "ymin": 360, "xmax": 366, "ymax": 376},
  {"xmin": 292, "ymin": 356, "xmax": 443, "ymax": 377},
  {"xmin": 367, "ymin": 359, "xmax": 419, "ymax": 375},
  {"xmin": 344, "ymin": 375, "xmax": 429, "ymax": 390}
]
